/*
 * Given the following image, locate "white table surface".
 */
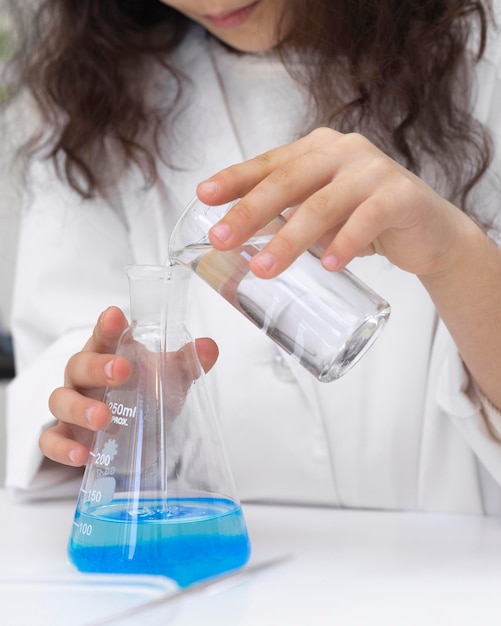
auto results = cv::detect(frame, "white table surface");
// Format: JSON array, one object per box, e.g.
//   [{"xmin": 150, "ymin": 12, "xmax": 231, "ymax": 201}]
[{"xmin": 1, "ymin": 488, "xmax": 501, "ymax": 625}]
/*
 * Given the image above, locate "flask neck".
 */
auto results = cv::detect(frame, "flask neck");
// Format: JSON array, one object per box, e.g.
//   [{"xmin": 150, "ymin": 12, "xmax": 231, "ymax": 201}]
[{"xmin": 126, "ymin": 264, "xmax": 190, "ymax": 329}]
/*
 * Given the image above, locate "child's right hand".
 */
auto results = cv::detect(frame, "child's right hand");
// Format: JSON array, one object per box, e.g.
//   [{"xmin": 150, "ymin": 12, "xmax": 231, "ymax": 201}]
[{"xmin": 41, "ymin": 306, "xmax": 219, "ymax": 467}]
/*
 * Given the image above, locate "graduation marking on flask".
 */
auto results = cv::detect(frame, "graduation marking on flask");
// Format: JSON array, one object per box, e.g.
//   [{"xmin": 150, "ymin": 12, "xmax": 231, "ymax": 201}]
[{"xmin": 109, "ymin": 401, "xmax": 137, "ymax": 426}]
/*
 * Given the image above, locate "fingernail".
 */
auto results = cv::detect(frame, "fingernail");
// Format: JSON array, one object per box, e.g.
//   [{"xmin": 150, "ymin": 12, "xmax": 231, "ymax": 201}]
[
  {"xmin": 254, "ymin": 252, "xmax": 276, "ymax": 272},
  {"xmin": 322, "ymin": 254, "xmax": 341, "ymax": 271},
  {"xmin": 104, "ymin": 358, "xmax": 115, "ymax": 380},
  {"xmin": 198, "ymin": 180, "xmax": 219, "ymax": 197},
  {"xmin": 210, "ymin": 223, "xmax": 232, "ymax": 244},
  {"xmin": 85, "ymin": 405, "xmax": 96, "ymax": 426},
  {"xmin": 68, "ymin": 449, "xmax": 80, "ymax": 466},
  {"xmin": 98, "ymin": 307, "xmax": 112, "ymax": 328}
]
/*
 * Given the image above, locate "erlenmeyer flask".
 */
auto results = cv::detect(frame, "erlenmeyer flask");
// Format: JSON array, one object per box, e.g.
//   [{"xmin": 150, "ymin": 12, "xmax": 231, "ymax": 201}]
[{"xmin": 68, "ymin": 264, "xmax": 251, "ymax": 587}]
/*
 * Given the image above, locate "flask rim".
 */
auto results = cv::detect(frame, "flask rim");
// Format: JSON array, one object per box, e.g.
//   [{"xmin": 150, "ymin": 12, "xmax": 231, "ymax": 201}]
[{"xmin": 125, "ymin": 264, "xmax": 190, "ymax": 282}]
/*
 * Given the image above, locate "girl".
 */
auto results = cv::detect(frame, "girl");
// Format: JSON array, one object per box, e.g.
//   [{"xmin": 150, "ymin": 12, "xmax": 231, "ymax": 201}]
[{"xmin": 5, "ymin": 0, "xmax": 501, "ymax": 512}]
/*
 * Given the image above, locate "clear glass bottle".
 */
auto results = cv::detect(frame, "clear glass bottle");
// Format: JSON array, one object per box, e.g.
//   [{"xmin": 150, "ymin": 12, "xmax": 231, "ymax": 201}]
[
  {"xmin": 68, "ymin": 264, "xmax": 251, "ymax": 587},
  {"xmin": 169, "ymin": 197, "xmax": 391, "ymax": 382}
]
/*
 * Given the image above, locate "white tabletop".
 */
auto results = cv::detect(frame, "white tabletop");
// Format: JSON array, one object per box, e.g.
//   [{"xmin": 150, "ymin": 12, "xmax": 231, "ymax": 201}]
[{"xmin": 1, "ymin": 489, "xmax": 501, "ymax": 625}]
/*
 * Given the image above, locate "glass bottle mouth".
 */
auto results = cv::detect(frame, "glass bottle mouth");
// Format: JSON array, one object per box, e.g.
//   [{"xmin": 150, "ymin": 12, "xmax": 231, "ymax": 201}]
[{"xmin": 168, "ymin": 197, "xmax": 238, "ymax": 265}]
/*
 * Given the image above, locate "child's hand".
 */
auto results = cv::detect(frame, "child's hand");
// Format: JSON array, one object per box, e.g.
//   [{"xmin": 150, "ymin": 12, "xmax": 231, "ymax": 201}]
[
  {"xmin": 198, "ymin": 128, "xmax": 501, "ymax": 411},
  {"xmin": 41, "ymin": 306, "xmax": 218, "ymax": 467},
  {"xmin": 198, "ymin": 127, "xmax": 473, "ymax": 281}
]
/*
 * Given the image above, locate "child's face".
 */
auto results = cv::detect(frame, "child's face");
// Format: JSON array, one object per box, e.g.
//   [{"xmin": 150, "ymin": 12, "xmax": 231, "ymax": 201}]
[{"xmin": 158, "ymin": 0, "xmax": 288, "ymax": 52}]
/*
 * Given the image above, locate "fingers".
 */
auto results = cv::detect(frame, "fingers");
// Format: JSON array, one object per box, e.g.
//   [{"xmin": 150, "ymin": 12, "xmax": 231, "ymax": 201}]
[
  {"xmin": 45, "ymin": 300, "xmax": 219, "ymax": 468},
  {"xmin": 167, "ymin": 339, "xmax": 219, "ymax": 392},
  {"xmin": 49, "ymin": 386, "xmax": 112, "ymax": 431},
  {"xmin": 197, "ymin": 129, "xmax": 421, "ymax": 278},
  {"xmin": 197, "ymin": 129, "xmax": 386, "ymax": 278},
  {"xmin": 195, "ymin": 337, "xmax": 219, "ymax": 374},
  {"xmin": 39, "ymin": 421, "xmax": 93, "ymax": 467},
  {"xmin": 64, "ymin": 306, "xmax": 132, "ymax": 392},
  {"xmin": 201, "ymin": 132, "xmax": 344, "ymax": 252},
  {"xmin": 43, "ymin": 307, "xmax": 132, "ymax": 466},
  {"xmin": 46, "ymin": 383, "xmax": 114, "ymax": 466},
  {"xmin": 246, "ymin": 185, "xmax": 351, "ymax": 277},
  {"xmin": 322, "ymin": 196, "xmax": 398, "ymax": 269},
  {"xmin": 64, "ymin": 351, "xmax": 132, "ymax": 391},
  {"xmin": 198, "ymin": 130, "xmax": 327, "ymax": 204},
  {"xmin": 82, "ymin": 306, "xmax": 128, "ymax": 354}
]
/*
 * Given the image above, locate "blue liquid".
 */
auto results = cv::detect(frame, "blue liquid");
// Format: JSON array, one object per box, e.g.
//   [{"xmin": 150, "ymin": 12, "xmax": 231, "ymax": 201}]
[{"xmin": 68, "ymin": 497, "xmax": 251, "ymax": 587}]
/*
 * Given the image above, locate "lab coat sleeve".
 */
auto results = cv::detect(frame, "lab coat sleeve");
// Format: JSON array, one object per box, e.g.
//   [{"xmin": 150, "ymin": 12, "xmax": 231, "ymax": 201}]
[
  {"xmin": 477, "ymin": 387, "xmax": 501, "ymax": 441},
  {"xmin": 437, "ymin": 346, "xmax": 501, "ymax": 486},
  {"xmin": 6, "ymin": 158, "xmax": 134, "ymax": 499}
]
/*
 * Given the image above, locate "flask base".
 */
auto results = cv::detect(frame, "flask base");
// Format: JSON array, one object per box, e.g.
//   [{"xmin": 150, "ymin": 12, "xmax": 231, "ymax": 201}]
[{"xmin": 68, "ymin": 496, "xmax": 251, "ymax": 587}]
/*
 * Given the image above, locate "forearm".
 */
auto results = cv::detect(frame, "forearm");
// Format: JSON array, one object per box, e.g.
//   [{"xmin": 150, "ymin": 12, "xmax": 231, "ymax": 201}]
[{"xmin": 420, "ymin": 215, "xmax": 501, "ymax": 410}]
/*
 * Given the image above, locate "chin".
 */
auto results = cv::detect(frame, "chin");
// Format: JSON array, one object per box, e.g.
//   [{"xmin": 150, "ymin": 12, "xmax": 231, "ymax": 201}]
[{"xmin": 209, "ymin": 30, "xmax": 278, "ymax": 53}]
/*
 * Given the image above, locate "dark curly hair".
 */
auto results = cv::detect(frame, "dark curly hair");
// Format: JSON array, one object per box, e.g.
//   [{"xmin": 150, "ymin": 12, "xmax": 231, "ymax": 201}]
[{"xmin": 3, "ymin": 0, "xmax": 494, "ymax": 212}]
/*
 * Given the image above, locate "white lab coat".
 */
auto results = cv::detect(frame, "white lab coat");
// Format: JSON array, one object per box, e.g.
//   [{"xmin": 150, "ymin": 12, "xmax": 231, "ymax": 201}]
[{"xmin": 6, "ymin": 20, "xmax": 501, "ymax": 514}]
